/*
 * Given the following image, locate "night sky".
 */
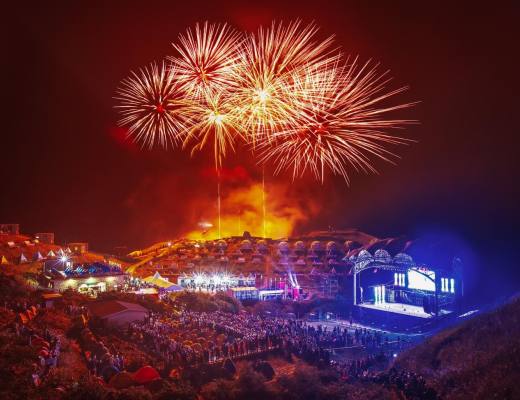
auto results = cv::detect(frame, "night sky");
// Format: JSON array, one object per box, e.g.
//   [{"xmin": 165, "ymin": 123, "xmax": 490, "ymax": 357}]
[{"xmin": 2, "ymin": 1, "xmax": 519, "ymax": 295}]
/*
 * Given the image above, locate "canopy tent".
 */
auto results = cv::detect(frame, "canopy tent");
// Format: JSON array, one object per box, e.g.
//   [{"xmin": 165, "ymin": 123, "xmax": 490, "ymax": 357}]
[
  {"xmin": 18, "ymin": 253, "xmax": 28, "ymax": 264},
  {"xmin": 164, "ymin": 283, "xmax": 184, "ymax": 292},
  {"xmin": 1, "ymin": 256, "xmax": 9, "ymax": 265},
  {"xmin": 33, "ymin": 251, "xmax": 44, "ymax": 261},
  {"xmin": 47, "ymin": 250, "xmax": 56, "ymax": 257},
  {"xmin": 132, "ymin": 365, "xmax": 160, "ymax": 385},
  {"xmin": 143, "ymin": 272, "xmax": 184, "ymax": 291}
]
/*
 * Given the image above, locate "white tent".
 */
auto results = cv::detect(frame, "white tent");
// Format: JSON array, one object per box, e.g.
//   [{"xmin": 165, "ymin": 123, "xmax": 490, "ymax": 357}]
[
  {"xmin": 47, "ymin": 250, "xmax": 56, "ymax": 257},
  {"xmin": 57, "ymin": 248, "xmax": 65, "ymax": 256},
  {"xmin": 33, "ymin": 251, "xmax": 44, "ymax": 261},
  {"xmin": 144, "ymin": 272, "xmax": 184, "ymax": 291},
  {"xmin": 18, "ymin": 253, "xmax": 28, "ymax": 264}
]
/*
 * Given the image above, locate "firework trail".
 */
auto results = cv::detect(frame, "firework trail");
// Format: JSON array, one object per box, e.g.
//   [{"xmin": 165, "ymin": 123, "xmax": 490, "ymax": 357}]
[{"xmin": 115, "ymin": 62, "xmax": 187, "ymax": 149}]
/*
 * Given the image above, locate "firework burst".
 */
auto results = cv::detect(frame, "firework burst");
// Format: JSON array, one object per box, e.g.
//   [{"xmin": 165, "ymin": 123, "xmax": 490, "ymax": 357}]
[
  {"xmin": 170, "ymin": 22, "xmax": 243, "ymax": 99},
  {"xmin": 182, "ymin": 93, "xmax": 242, "ymax": 168},
  {"xmin": 115, "ymin": 20, "xmax": 416, "ymax": 183},
  {"xmin": 258, "ymin": 58, "xmax": 416, "ymax": 183},
  {"xmin": 115, "ymin": 62, "xmax": 187, "ymax": 149},
  {"xmin": 231, "ymin": 20, "xmax": 339, "ymax": 143}
]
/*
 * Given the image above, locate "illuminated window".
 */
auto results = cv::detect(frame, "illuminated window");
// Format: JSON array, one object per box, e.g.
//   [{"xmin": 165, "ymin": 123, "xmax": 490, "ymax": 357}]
[
  {"xmin": 394, "ymin": 273, "xmax": 405, "ymax": 287},
  {"xmin": 450, "ymin": 278, "xmax": 455, "ymax": 293},
  {"xmin": 407, "ymin": 268, "xmax": 435, "ymax": 291}
]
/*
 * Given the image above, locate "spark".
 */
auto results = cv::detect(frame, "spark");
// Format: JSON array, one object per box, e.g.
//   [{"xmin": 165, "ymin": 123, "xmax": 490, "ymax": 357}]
[
  {"xmin": 258, "ymin": 58, "xmax": 416, "ymax": 183},
  {"xmin": 169, "ymin": 22, "xmax": 243, "ymax": 99},
  {"xmin": 115, "ymin": 62, "xmax": 187, "ymax": 149},
  {"xmin": 115, "ymin": 21, "xmax": 416, "ymax": 183},
  {"xmin": 182, "ymin": 93, "xmax": 242, "ymax": 168},
  {"xmin": 230, "ymin": 20, "xmax": 339, "ymax": 143}
]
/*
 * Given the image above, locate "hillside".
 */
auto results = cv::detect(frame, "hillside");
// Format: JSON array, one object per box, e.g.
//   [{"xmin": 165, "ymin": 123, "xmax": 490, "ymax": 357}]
[
  {"xmin": 0, "ymin": 233, "xmax": 128, "ymax": 273},
  {"xmin": 394, "ymin": 296, "xmax": 520, "ymax": 399},
  {"xmin": 124, "ymin": 229, "xmax": 412, "ymax": 278}
]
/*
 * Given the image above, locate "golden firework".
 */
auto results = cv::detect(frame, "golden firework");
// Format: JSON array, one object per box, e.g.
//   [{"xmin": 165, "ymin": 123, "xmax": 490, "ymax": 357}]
[
  {"xmin": 182, "ymin": 92, "xmax": 242, "ymax": 168},
  {"xmin": 230, "ymin": 20, "xmax": 339, "ymax": 143},
  {"xmin": 170, "ymin": 22, "xmax": 243, "ymax": 99},
  {"xmin": 115, "ymin": 62, "xmax": 187, "ymax": 149},
  {"xmin": 258, "ymin": 58, "xmax": 416, "ymax": 183},
  {"xmin": 115, "ymin": 21, "xmax": 416, "ymax": 183}
]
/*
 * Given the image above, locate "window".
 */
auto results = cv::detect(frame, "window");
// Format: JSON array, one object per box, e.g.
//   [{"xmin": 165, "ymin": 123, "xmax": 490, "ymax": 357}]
[{"xmin": 394, "ymin": 273, "xmax": 405, "ymax": 286}]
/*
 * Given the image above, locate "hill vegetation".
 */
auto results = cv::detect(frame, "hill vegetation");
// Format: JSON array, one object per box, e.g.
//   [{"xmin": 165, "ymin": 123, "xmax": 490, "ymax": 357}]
[{"xmin": 394, "ymin": 296, "xmax": 520, "ymax": 399}]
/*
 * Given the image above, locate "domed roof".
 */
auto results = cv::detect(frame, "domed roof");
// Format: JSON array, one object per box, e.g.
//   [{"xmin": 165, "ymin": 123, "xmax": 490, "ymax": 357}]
[
  {"xmin": 374, "ymin": 249, "xmax": 391, "ymax": 262},
  {"xmin": 216, "ymin": 240, "xmax": 227, "ymax": 249},
  {"xmin": 357, "ymin": 249, "xmax": 373, "ymax": 261},
  {"xmin": 278, "ymin": 241, "xmax": 289, "ymax": 250},
  {"xmin": 326, "ymin": 241, "xmax": 338, "ymax": 251},
  {"xmin": 394, "ymin": 252, "xmax": 414, "ymax": 266},
  {"xmin": 256, "ymin": 240, "xmax": 268, "ymax": 252},
  {"xmin": 240, "ymin": 239, "xmax": 252, "ymax": 250},
  {"xmin": 310, "ymin": 241, "xmax": 322, "ymax": 251}
]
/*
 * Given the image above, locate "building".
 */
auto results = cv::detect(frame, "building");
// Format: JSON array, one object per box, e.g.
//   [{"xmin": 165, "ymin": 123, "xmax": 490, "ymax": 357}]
[
  {"xmin": 53, "ymin": 274, "xmax": 126, "ymax": 294},
  {"xmin": 227, "ymin": 287, "xmax": 259, "ymax": 301},
  {"xmin": 347, "ymin": 249, "xmax": 463, "ymax": 327},
  {"xmin": 258, "ymin": 288, "xmax": 285, "ymax": 301},
  {"xmin": 0, "ymin": 224, "xmax": 19, "ymax": 235},
  {"xmin": 35, "ymin": 232, "xmax": 54, "ymax": 244},
  {"xmin": 40, "ymin": 262, "xmax": 127, "ymax": 295},
  {"xmin": 41, "ymin": 293, "xmax": 63, "ymax": 308},
  {"xmin": 88, "ymin": 300, "xmax": 148, "ymax": 326},
  {"xmin": 68, "ymin": 242, "xmax": 88, "ymax": 255}
]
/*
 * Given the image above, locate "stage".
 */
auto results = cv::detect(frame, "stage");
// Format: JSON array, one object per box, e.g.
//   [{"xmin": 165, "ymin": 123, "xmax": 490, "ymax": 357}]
[{"xmin": 358, "ymin": 302, "xmax": 433, "ymax": 319}]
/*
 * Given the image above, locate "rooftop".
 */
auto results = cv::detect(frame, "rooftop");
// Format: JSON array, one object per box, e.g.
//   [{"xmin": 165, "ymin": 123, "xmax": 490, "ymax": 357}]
[{"xmin": 88, "ymin": 300, "xmax": 148, "ymax": 318}]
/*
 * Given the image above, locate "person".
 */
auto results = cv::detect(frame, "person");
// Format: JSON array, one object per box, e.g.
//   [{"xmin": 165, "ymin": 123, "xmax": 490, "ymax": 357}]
[
  {"xmin": 32, "ymin": 367, "xmax": 41, "ymax": 387},
  {"xmin": 88, "ymin": 354, "xmax": 98, "ymax": 376}
]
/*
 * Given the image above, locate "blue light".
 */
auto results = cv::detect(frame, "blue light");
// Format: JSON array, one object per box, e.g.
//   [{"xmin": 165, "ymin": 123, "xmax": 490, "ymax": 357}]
[{"xmin": 407, "ymin": 268, "xmax": 435, "ymax": 291}]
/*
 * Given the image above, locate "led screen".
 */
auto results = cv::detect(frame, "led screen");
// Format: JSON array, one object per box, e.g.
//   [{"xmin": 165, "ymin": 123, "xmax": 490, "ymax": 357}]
[{"xmin": 407, "ymin": 268, "xmax": 435, "ymax": 291}]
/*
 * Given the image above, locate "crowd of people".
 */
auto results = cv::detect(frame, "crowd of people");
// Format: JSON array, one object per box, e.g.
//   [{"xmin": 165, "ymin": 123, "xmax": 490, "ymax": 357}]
[
  {"xmin": 11, "ymin": 317, "xmax": 62, "ymax": 387},
  {"xmin": 122, "ymin": 308, "xmax": 402, "ymax": 379},
  {"xmin": 331, "ymin": 352, "xmax": 391, "ymax": 380},
  {"xmin": 32, "ymin": 328, "xmax": 62, "ymax": 386},
  {"xmin": 374, "ymin": 368, "xmax": 438, "ymax": 399},
  {"xmin": 86, "ymin": 350, "xmax": 126, "ymax": 380}
]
